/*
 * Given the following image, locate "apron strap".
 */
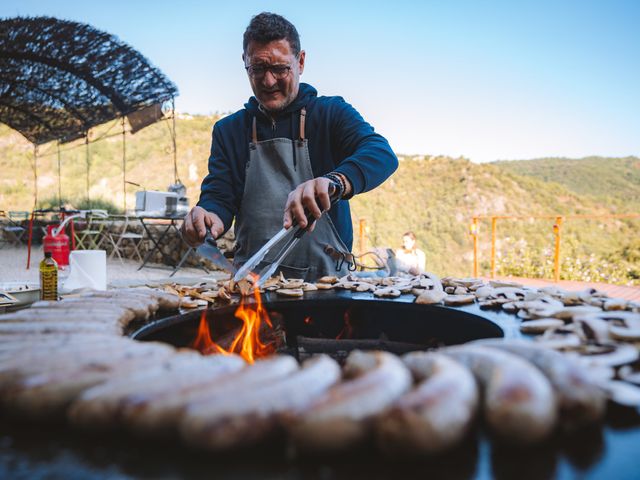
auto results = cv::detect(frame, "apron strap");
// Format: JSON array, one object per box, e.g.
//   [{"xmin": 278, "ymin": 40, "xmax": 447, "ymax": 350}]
[{"xmin": 299, "ymin": 108, "xmax": 306, "ymax": 141}]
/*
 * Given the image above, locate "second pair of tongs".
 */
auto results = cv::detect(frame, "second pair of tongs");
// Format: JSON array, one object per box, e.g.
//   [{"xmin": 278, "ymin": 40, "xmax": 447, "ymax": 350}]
[{"xmin": 233, "ymin": 183, "xmax": 340, "ymax": 287}]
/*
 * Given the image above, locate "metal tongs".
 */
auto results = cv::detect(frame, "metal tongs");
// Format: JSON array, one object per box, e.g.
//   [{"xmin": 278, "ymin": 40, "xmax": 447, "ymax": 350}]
[{"xmin": 233, "ymin": 183, "xmax": 340, "ymax": 287}]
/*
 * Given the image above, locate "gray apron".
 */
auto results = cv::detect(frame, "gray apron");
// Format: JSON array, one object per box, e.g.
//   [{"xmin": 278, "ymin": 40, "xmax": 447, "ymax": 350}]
[{"xmin": 234, "ymin": 108, "xmax": 350, "ymax": 281}]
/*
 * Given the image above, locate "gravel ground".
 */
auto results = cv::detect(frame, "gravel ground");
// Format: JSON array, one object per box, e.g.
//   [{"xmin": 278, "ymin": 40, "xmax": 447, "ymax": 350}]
[{"xmin": 0, "ymin": 245, "xmax": 228, "ymax": 288}]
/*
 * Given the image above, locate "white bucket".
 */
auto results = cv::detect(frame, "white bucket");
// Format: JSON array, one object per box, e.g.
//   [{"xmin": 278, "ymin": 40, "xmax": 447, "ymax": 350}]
[{"xmin": 62, "ymin": 250, "xmax": 107, "ymax": 291}]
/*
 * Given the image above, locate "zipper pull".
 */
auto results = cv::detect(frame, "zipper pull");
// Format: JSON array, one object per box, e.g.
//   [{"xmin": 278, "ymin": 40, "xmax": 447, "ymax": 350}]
[{"xmin": 258, "ymin": 104, "xmax": 277, "ymax": 134}]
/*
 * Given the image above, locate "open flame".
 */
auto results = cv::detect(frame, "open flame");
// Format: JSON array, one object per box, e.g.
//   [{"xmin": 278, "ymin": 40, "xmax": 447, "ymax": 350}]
[
  {"xmin": 191, "ymin": 310, "xmax": 230, "ymax": 356},
  {"xmin": 190, "ymin": 284, "xmax": 276, "ymax": 364}
]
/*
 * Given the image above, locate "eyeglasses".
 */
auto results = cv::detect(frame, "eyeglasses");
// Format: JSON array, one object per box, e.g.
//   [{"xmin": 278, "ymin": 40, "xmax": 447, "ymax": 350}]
[{"xmin": 245, "ymin": 64, "xmax": 293, "ymax": 79}]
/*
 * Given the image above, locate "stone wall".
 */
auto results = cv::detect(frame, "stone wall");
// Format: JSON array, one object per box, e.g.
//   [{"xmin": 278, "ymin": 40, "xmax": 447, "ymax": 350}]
[{"xmin": 77, "ymin": 220, "xmax": 236, "ymax": 270}]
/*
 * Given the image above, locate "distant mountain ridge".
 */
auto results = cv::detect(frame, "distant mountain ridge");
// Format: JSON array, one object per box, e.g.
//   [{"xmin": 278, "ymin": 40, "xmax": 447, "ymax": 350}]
[{"xmin": 492, "ymin": 156, "xmax": 640, "ymax": 210}]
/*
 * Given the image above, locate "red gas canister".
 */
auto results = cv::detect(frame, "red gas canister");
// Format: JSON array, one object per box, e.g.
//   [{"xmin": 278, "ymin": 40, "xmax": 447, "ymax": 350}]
[{"xmin": 43, "ymin": 225, "xmax": 70, "ymax": 267}]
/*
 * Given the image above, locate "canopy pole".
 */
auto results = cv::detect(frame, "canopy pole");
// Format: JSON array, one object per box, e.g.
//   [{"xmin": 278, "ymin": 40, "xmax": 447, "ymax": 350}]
[
  {"xmin": 32, "ymin": 145, "xmax": 38, "ymax": 209},
  {"xmin": 85, "ymin": 133, "xmax": 91, "ymax": 207},
  {"xmin": 122, "ymin": 117, "xmax": 127, "ymax": 212},
  {"xmin": 171, "ymin": 97, "xmax": 178, "ymax": 183},
  {"xmin": 57, "ymin": 141, "xmax": 62, "ymax": 208}
]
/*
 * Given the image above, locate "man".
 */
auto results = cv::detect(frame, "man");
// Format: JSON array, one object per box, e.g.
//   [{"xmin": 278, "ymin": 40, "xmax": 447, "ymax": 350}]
[
  {"xmin": 395, "ymin": 231, "xmax": 426, "ymax": 275},
  {"xmin": 182, "ymin": 12, "xmax": 397, "ymax": 280}
]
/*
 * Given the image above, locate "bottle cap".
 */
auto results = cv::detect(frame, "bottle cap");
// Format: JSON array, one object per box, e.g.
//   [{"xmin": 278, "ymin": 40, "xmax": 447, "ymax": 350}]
[{"xmin": 44, "ymin": 251, "xmax": 52, "ymax": 258}]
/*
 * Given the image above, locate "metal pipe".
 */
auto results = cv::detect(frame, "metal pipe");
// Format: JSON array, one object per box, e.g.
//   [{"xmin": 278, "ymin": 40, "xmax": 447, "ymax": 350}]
[
  {"xmin": 85, "ymin": 134, "xmax": 91, "ymax": 207},
  {"xmin": 32, "ymin": 145, "xmax": 38, "ymax": 209},
  {"xmin": 122, "ymin": 117, "xmax": 127, "ymax": 212},
  {"xmin": 57, "ymin": 141, "xmax": 62, "ymax": 208},
  {"xmin": 26, "ymin": 210, "xmax": 34, "ymax": 269},
  {"xmin": 171, "ymin": 97, "xmax": 178, "ymax": 182},
  {"xmin": 52, "ymin": 210, "xmax": 108, "ymax": 237}
]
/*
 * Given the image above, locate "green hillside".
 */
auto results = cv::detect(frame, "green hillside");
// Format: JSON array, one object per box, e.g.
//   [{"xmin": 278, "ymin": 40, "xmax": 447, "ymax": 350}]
[
  {"xmin": 0, "ymin": 114, "xmax": 219, "ymax": 212},
  {"xmin": 351, "ymin": 156, "xmax": 639, "ymax": 284},
  {"xmin": 1, "ymin": 118, "xmax": 638, "ymax": 284},
  {"xmin": 493, "ymin": 156, "xmax": 640, "ymax": 210}
]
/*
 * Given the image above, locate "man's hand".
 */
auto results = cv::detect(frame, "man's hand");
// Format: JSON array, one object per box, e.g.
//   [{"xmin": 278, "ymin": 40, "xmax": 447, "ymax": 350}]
[
  {"xmin": 181, "ymin": 206, "xmax": 224, "ymax": 246},
  {"xmin": 283, "ymin": 177, "xmax": 333, "ymax": 232}
]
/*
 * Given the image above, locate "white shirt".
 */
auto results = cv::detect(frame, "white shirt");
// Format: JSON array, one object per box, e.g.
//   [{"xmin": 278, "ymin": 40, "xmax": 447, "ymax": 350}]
[{"xmin": 395, "ymin": 248, "xmax": 426, "ymax": 273}]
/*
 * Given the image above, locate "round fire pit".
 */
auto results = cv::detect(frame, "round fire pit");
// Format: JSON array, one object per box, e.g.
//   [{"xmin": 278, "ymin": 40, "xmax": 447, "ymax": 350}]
[
  {"xmin": 132, "ymin": 291, "xmax": 505, "ymax": 359},
  {"xmin": 2, "ymin": 289, "xmax": 640, "ymax": 479}
]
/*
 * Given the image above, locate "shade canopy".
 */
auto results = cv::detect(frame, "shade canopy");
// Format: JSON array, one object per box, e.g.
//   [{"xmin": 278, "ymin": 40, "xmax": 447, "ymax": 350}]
[{"xmin": 0, "ymin": 16, "xmax": 178, "ymax": 145}]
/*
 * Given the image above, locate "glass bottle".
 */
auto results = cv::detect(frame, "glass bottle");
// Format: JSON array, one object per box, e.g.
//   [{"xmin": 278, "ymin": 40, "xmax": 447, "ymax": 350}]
[{"xmin": 39, "ymin": 251, "xmax": 58, "ymax": 301}]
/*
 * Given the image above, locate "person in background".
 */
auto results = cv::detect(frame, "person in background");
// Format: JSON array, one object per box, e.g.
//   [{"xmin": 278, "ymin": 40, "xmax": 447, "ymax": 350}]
[
  {"xmin": 181, "ymin": 12, "xmax": 398, "ymax": 280},
  {"xmin": 395, "ymin": 231, "xmax": 426, "ymax": 275}
]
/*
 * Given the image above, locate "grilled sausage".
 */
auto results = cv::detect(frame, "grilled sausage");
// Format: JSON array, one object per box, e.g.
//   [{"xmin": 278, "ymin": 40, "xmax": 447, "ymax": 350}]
[
  {"xmin": 179, "ymin": 355, "xmax": 340, "ymax": 451},
  {"xmin": 123, "ymin": 355, "xmax": 298, "ymax": 436},
  {"xmin": 25, "ymin": 304, "xmax": 136, "ymax": 325},
  {"xmin": 288, "ymin": 350, "xmax": 412, "ymax": 453},
  {"xmin": 114, "ymin": 287, "xmax": 181, "ymax": 310},
  {"xmin": 78, "ymin": 291, "xmax": 160, "ymax": 316},
  {"xmin": 0, "ymin": 321, "xmax": 122, "ymax": 336},
  {"xmin": 445, "ymin": 344, "xmax": 557, "ymax": 444},
  {"xmin": 474, "ymin": 339, "xmax": 606, "ymax": 428},
  {"xmin": 0, "ymin": 337, "xmax": 166, "ymax": 385},
  {"xmin": 33, "ymin": 296, "xmax": 154, "ymax": 320},
  {"xmin": 0, "ymin": 310, "xmax": 130, "ymax": 330},
  {"xmin": 1, "ymin": 342, "xmax": 175, "ymax": 418},
  {"xmin": 376, "ymin": 352, "xmax": 479, "ymax": 455},
  {"xmin": 0, "ymin": 335, "xmax": 130, "ymax": 364},
  {"xmin": 0, "ymin": 333, "xmax": 117, "ymax": 354},
  {"xmin": 68, "ymin": 353, "xmax": 245, "ymax": 429}
]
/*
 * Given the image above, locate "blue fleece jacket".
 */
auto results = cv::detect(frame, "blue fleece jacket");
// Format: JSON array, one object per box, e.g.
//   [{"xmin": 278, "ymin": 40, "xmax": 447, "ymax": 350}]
[{"xmin": 197, "ymin": 83, "xmax": 398, "ymax": 250}]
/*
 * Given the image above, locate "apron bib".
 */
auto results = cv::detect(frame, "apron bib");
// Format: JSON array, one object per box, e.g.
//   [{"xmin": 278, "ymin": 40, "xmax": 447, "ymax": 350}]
[{"xmin": 234, "ymin": 108, "xmax": 349, "ymax": 281}]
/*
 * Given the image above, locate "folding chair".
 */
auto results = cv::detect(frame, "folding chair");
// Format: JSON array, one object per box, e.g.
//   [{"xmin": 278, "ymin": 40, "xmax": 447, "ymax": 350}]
[
  {"xmin": 1, "ymin": 211, "xmax": 28, "ymax": 247},
  {"xmin": 74, "ymin": 210, "xmax": 109, "ymax": 250},
  {"xmin": 0, "ymin": 211, "xmax": 9, "ymax": 248},
  {"xmin": 106, "ymin": 215, "xmax": 146, "ymax": 263}
]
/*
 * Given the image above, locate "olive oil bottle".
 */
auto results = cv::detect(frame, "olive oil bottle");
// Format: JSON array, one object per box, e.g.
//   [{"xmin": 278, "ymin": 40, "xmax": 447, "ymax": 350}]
[{"xmin": 39, "ymin": 251, "xmax": 58, "ymax": 301}]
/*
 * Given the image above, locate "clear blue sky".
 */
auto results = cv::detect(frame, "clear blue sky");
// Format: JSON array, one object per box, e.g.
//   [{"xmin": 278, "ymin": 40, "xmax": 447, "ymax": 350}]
[{"xmin": 2, "ymin": 0, "xmax": 639, "ymax": 162}]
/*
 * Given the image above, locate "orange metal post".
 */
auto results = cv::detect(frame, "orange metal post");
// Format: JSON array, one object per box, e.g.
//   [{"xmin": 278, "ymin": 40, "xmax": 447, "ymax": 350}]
[
  {"xmin": 469, "ymin": 213, "xmax": 639, "ymax": 282},
  {"xmin": 490, "ymin": 217, "xmax": 497, "ymax": 279},
  {"xmin": 470, "ymin": 217, "xmax": 478, "ymax": 277},
  {"xmin": 553, "ymin": 216, "xmax": 563, "ymax": 282},
  {"xmin": 359, "ymin": 218, "xmax": 366, "ymax": 255}
]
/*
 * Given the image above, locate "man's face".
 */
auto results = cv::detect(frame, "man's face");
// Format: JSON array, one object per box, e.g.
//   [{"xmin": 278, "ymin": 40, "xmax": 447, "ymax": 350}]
[
  {"xmin": 243, "ymin": 39, "xmax": 305, "ymax": 113},
  {"xmin": 402, "ymin": 235, "xmax": 415, "ymax": 250}
]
